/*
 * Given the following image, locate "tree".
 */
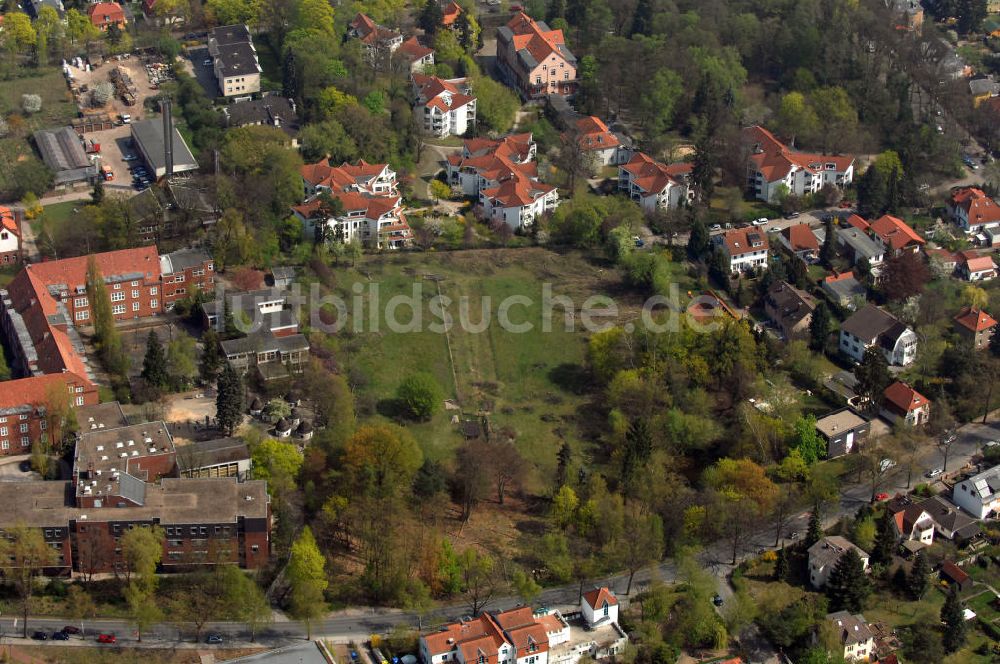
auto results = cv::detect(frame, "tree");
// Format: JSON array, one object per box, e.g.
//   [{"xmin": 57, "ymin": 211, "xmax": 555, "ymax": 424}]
[
  {"xmin": 941, "ymin": 584, "xmax": 966, "ymax": 653},
  {"xmin": 141, "ymin": 331, "xmax": 169, "ymax": 389},
  {"xmin": 871, "ymin": 508, "xmax": 896, "ymax": 566},
  {"xmin": 809, "ymin": 302, "xmax": 832, "ymax": 352},
  {"xmin": 287, "ymin": 527, "xmax": 327, "ymax": 638},
  {"xmin": 397, "ymin": 372, "xmax": 444, "ymax": 420},
  {"xmin": 907, "ymin": 550, "xmax": 929, "ymax": 600},
  {"xmin": 120, "ymin": 525, "xmax": 164, "ymax": 593},
  {"xmin": 854, "ymin": 346, "xmax": 891, "ymax": 412},
  {"xmin": 44, "ymin": 379, "xmax": 77, "ymax": 450},
  {"xmin": 166, "ymin": 331, "xmax": 198, "ymax": 387},
  {"xmin": 820, "ymin": 218, "xmax": 837, "ymax": 266},
  {"xmin": 0, "ymin": 525, "xmax": 56, "ymax": 637},
  {"xmin": 881, "ymin": 252, "xmax": 929, "ymax": 302},
  {"xmin": 512, "ymin": 568, "xmax": 542, "ymax": 605},
  {"xmin": 216, "ymin": 363, "xmax": 244, "ymax": 435},
  {"xmin": 343, "ymin": 425, "xmax": 423, "ymax": 500},
  {"xmin": 86, "ymin": 256, "xmax": 128, "ymax": 381},
  {"xmin": 470, "ymin": 74, "xmax": 520, "ymax": 134},
  {"xmin": 10, "ymin": 160, "xmax": 53, "ymax": 199},
  {"xmin": 66, "ymin": 585, "xmax": 96, "ymax": 635},
  {"xmin": 251, "ymin": 437, "xmax": 304, "ymax": 496},
  {"xmin": 200, "ymin": 330, "xmax": 223, "ymax": 384},
  {"xmin": 124, "ymin": 582, "xmax": 161, "ymax": 642},
  {"xmin": 616, "ymin": 505, "xmax": 664, "ymax": 594},
  {"xmin": 458, "ymin": 548, "xmax": 498, "ymax": 615},
  {"xmin": 903, "ymin": 620, "xmax": 945, "ymax": 664},
  {"xmin": 704, "ymin": 458, "xmax": 777, "ymax": 564},
  {"xmin": 429, "ymin": 179, "xmax": 452, "ymax": 201},
  {"xmin": 419, "ymin": 0, "xmax": 444, "ymax": 35},
  {"xmin": 21, "ymin": 94, "xmax": 41, "ymax": 115},
  {"xmin": 774, "ymin": 548, "xmax": 789, "ymax": 581},
  {"xmin": 629, "ymin": 0, "xmax": 653, "ymax": 36},
  {"xmin": 90, "ymin": 178, "xmax": 105, "ymax": 206},
  {"xmin": 792, "ymin": 415, "xmax": 825, "ymax": 464},
  {"xmin": 825, "ymin": 548, "xmax": 870, "ymax": 610},
  {"xmin": 805, "ymin": 510, "xmax": 823, "ymax": 548},
  {"xmin": 687, "ymin": 217, "xmax": 710, "ymax": 260}
]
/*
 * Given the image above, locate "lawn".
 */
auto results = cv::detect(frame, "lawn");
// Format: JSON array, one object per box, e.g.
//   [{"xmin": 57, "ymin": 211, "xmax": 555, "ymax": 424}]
[
  {"xmin": 0, "ymin": 68, "xmax": 80, "ymax": 197},
  {"xmin": 325, "ymin": 248, "xmax": 641, "ymax": 491}
]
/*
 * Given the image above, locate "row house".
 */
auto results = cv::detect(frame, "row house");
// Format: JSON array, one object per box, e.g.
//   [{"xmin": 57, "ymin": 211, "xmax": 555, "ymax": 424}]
[
  {"xmin": 743, "ymin": 125, "xmax": 855, "ymax": 203},
  {"xmin": 497, "ymin": 12, "xmax": 577, "ymax": 99},
  {"xmin": 881, "ymin": 380, "xmax": 930, "ymax": 427},
  {"xmin": 617, "ymin": 152, "xmax": 693, "ymax": 212},
  {"xmin": 954, "ymin": 306, "xmax": 997, "ymax": 350},
  {"xmin": 949, "ymin": 186, "xmax": 1000, "ymax": 233},
  {"xmin": 349, "ymin": 13, "xmax": 403, "ymax": 63},
  {"xmin": 0, "ymin": 373, "xmax": 98, "ymax": 455},
  {"xmin": 839, "ymin": 303, "xmax": 917, "ymax": 366},
  {"xmin": 0, "ymin": 206, "xmax": 21, "ymax": 265},
  {"xmin": 868, "ymin": 214, "xmax": 925, "ymax": 257},
  {"xmin": 412, "ymin": 74, "xmax": 477, "ymax": 138},
  {"xmin": 570, "ymin": 116, "xmax": 627, "ymax": 167},
  {"xmin": 396, "ymin": 36, "xmax": 435, "ymax": 73},
  {"xmin": 420, "ymin": 588, "xmax": 625, "ymax": 664},
  {"xmin": 716, "ymin": 227, "xmax": 769, "ymax": 273}
]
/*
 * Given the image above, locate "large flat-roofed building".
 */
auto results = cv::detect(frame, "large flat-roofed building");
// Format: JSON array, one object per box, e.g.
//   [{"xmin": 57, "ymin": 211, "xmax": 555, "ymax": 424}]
[
  {"xmin": 33, "ymin": 127, "xmax": 98, "ymax": 188},
  {"xmin": 208, "ymin": 24, "xmax": 261, "ymax": 97},
  {"xmin": 177, "ymin": 437, "xmax": 252, "ymax": 480},
  {"xmin": 130, "ymin": 119, "xmax": 199, "ymax": 178}
]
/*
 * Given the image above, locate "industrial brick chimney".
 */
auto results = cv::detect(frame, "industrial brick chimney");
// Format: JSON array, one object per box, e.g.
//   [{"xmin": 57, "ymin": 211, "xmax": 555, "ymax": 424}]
[{"xmin": 160, "ymin": 98, "xmax": 174, "ymax": 177}]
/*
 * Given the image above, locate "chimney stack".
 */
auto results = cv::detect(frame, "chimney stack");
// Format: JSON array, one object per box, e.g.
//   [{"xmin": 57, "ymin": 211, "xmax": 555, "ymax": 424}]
[{"xmin": 160, "ymin": 98, "xmax": 174, "ymax": 177}]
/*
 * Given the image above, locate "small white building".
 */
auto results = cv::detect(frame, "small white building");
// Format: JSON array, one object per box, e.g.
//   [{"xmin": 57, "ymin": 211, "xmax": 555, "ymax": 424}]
[
  {"xmin": 952, "ymin": 464, "xmax": 1000, "ymax": 519},
  {"xmin": 0, "ymin": 207, "xmax": 20, "ymax": 265},
  {"xmin": 881, "ymin": 381, "xmax": 930, "ymax": 427},
  {"xmin": 808, "ymin": 536, "xmax": 869, "ymax": 589},
  {"xmin": 581, "ymin": 588, "xmax": 618, "ymax": 627}
]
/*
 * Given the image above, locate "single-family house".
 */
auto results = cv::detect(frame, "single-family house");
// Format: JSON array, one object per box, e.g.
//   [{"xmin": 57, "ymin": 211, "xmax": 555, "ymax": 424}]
[
  {"xmin": 825, "ymin": 611, "xmax": 876, "ymax": 663},
  {"xmin": 822, "ymin": 272, "xmax": 867, "ymax": 310},
  {"xmin": 949, "ymin": 187, "xmax": 1000, "ymax": 233},
  {"xmin": 88, "ymin": 2, "xmax": 126, "ymax": 31},
  {"xmin": 411, "ymin": 74, "xmax": 476, "ymax": 138},
  {"xmin": 885, "ymin": 497, "xmax": 935, "ymax": 546},
  {"xmin": 815, "ymin": 408, "xmax": 870, "ymax": 458},
  {"xmin": 881, "ymin": 381, "xmax": 930, "ymax": 427},
  {"xmin": 496, "ymin": 12, "xmax": 577, "ymax": 100},
  {"xmin": 617, "ymin": 152, "xmax": 693, "ymax": 212},
  {"xmin": 442, "ymin": 1, "xmax": 463, "ymax": 27},
  {"xmin": 970, "ymin": 76, "xmax": 999, "ymax": 107},
  {"xmin": 349, "ymin": 13, "xmax": 403, "ymax": 62},
  {"xmin": 839, "ymin": 304, "xmax": 917, "ymax": 366},
  {"xmin": 953, "ymin": 306, "xmax": 997, "ymax": 350},
  {"xmin": 926, "ymin": 247, "xmax": 960, "ymax": 276},
  {"xmin": 868, "ymin": 214, "xmax": 925, "ymax": 257},
  {"xmin": 0, "ymin": 207, "xmax": 21, "ymax": 265},
  {"xmin": 958, "ymin": 251, "xmax": 997, "ymax": 281},
  {"xmin": 939, "ymin": 561, "xmax": 973, "ymax": 591},
  {"xmin": 779, "ymin": 223, "xmax": 820, "ymax": 260},
  {"xmin": 809, "ymin": 536, "xmax": 869, "ymax": 589},
  {"xmin": 743, "ymin": 125, "xmax": 855, "ymax": 203},
  {"xmin": 571, "ymin": 116, "xmax": 626, "ymax": 166},
  {"xmin": 915, "ymin": 496, "xmax": 979, "ymax": 541},
  {"xmin": 952, "ymin": 464, "xmax": 1000, "ymax": 519},
  {"xmin": 838, "ymin": 227, "xmax": 885, "ymax": 270},
  {"xmin": 763, "ymin": 281, "xmax": 815, "ymax": 341},
  {"xmin": 717, "ymin": 228, "xmax": 769, "ymax": 274},
  {"xmin": 396, "ymin": 36, "xmax": 435, "ymax": 72},
  {"xmin": 582, "ymin": 588, "xmax": 618, "ymax": 627}
]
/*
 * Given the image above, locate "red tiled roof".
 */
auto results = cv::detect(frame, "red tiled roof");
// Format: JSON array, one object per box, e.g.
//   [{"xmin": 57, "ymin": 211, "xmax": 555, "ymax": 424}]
[
  {"xmin": 950, "ymin": 187, "xmax": 1000, "ymax": 228},
  {"xmin": 442, "ymin": 1, "xmax": 462, "ymax": 26},
  {"xmin": 398, "ymin": 36, "xmax": 434, "ymax": 63},
  {"xmin": 582, "ymin": 587, "xmax": 618, "ymax": 610},
  {"xmin": 573, "ymin": 116, "xmax": 619, "ymax": 151},
  {"xmin": 0, "ymin": 206, "xmax": 18, "ymax": 236},
  {"xmin": 954, "ymin": 307, "xmax": 997, "ymax": 333},
  {"xmin": 883, "ymin": 381, "xmax": 929, "ymax": 415},
  {"xmin": 350, "ymin": 12, "xmax": 398, "ymax": 45},
  {"xmin": 941, "ymin": 560, "xmax": 970, "ymax": 585},
  {"xmin": 483, "ymin": 175, "xmax": 554, "ymax": 208},
  {"xmin": 743, "ymin": 125, "xmax": 854, "ymax": 183},
  {"xmin": 621, "ymin": 152, "xmax": 690, "ymax": 196},
  {"xmin": 88, "ymin": 2, "xmax": 125, "ymax": 25},
  {"xmin": 964, "ymin": 254, "xmax": 997, "ymax": 273},
  {"xmin": 26, "ymin": 246, "xmax": 161, "ymax": 292},
  {"xmin": 505, "ymin": 12, "xmax": 569, "ymax": 69},
  {"xmin": 869, "ymin": 214, "xmax": 925, "ymax": 251},
  {"xmin": 926, "ymin": 247, "xmax": 959, "ymax": 265},
  {"xmin": 782, "ymin": 223, "xmax": 819, "ymax": 252},
  {"xmin": 722, "ymin": 227, "xmax": 769, "ymax": 257},
  {"xmin": 845, "ymin": 214, "xmax": 869, "ymax": 231},
  {"xmin": 0, "ymin": 373, "xmax": 93, "ymax": 413},
  {"xmin": 412, "ymin": 74, "xmax": 475, "ymax": 112},
  {"xmin": 300, "ymin": 159, "xmax": 390, "ymax": 191},
  {"xmin": 823, "ymin": 271, "xmax": 855, "ymax": 284}
]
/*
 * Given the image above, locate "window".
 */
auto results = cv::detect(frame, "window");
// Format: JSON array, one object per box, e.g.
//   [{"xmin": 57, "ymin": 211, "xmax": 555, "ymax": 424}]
[
  {"xmin": 174, "ymin": 288, "xmax": 186, "ymax": 296},
  {"xmin": 550, "ymin": 68, "xmax": 555, "ymax": 76},
  {"xmin": 20, "ymin": 437, "xmax": 28, "ymax": 447},
  {"xmin": 251, "ymin": 544, "xmax": 259, "ymax": 553},
  {"xmin": 74, "ymin": 297, "xmax": 88, "ymax": 308},
  {"xmin": 112, "ymin": 304, "xmax": 126, "ymax": 315},
  {"xmin": 174, "ymin": 274, "xmax": 185, "ymax": 282},
  {"xmin": 132, "ymin": 302, "xmax": 140, "ymax": 312},
  {"xmin": 150, "ymin": 299, "xmax": 158, "ymax": 309},
  {"xmin": 110, "ymin": 291, "xmax": 125, "ymax": 302},
  {"xmin": 603, "ymin": 603, "xmax": 609, "ymax": 617},
  {"xmin": 39, "ymin": 420, "xmax": 46, "ymax": 430},
  {"xmin": 150, "ymin": 287, "xmax": 158, "ymax": 295},
  {"xmin": 19, "ymin": 424, "xmax": 27, "ymax": 434},
  {"xmin": 131, "ymin": 290, "xmax": 139, "ymax": 299},
  {"xmin": 75, "ymin": 311, "xmax": 89, "ymax": 321},
  {"xmin": 131, "ymin": 281, "xmax": 138, "ymax": 287},
  {"xmin": 208, "ymin": 263, "xmax": 214, "ymax": 271},
  {"xmin": 114, "ymin": 283, "xmax": 121, "ymax": 290},
  {"xmin": 1, "ymin": 442, "xmax": 8, "ymax": 451},
  {"xmin": 76, "ymin": 396, "xmax": 84, "ymax": 407},
  {"xmin": 0, "ymin": 427, "xmax": 7, "ymax": 437},
  {"xmin": 19, "ymin": 415, "xmax": 26, "ymax": 421}
]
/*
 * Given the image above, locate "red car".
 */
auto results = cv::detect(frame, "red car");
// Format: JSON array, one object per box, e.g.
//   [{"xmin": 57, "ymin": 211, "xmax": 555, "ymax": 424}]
[
  {"xmin": 839, "ymin": 201, "xmax": 855, "ymax": 209},
  {"xmin": 874, "ymin": 492, "xmax": 889, "ymax": 501},
  {"xmin": 97, "ymin": 634, "xmax": 117, "ymax": 644}
]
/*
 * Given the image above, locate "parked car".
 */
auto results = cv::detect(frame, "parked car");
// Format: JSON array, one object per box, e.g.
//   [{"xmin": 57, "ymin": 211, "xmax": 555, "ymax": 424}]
[
  {"xmin": 784, "ymin": 211, "xmax": 801, "ymax": 219},
  {"xmin": 18, "ymin": 460, "xmax": 31, "ymax": 472},
  {"xmin": 926, "ymin": 467, "xmax": 943, "ymax": 478},
  {"xmin": 985, "ymin": 441, "xmax": 999, "ymax": 448},
  {"xmin": 31, "ymin": 632, "xmax": 48, "ymax": 640},
  {"xmin": 874, "ymin": 492, "xmax": 889, "ymax": 501},
  {"xmin": 879, "ymin": 458, "xmax": 896, "ymax": 473},
  {"xmin": 62, "ymin": 626, "xmax": 81, "ymax": 635},
  {"xmin": 712, "ymin": 594, "xmax": 724, "ymax": 606},
  {"xmin": 122, "ymin": 154, "xmax": 137, "ymax": 161},
  {"xmin": 97, "ymin": 633, "xmax": 117, "ymax": 644},
  {"xmin": 633, "ymin": 235, "xmax": 645, "ymax": 247},
  {"xmin": 52, "ymin": 631, "xmax": 69, "ymax": 641},
  {"xmin": 752, "ymin": 217, "xmax": 768, "ymax": 226},
  {"xmin": 203, "ymin": 59, "xmax": 213, "ymax": 66},
  {"xmin": 710, "ymin": 224, "xmax": 722, "ymax": 232},
  {"xmin": 206, "ymin": 634, "xmax": 224, "ymax": 644}
]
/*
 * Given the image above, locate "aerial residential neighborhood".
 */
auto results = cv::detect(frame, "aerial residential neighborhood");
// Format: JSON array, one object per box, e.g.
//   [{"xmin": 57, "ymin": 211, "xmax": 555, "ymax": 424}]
[{"xmin": 3, "ymin": 0, "xmax": 1000, "ymax": 663}]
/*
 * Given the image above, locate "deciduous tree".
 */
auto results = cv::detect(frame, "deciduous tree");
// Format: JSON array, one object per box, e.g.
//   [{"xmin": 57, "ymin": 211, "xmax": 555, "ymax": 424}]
[{"xmin": 0, "ymin": 525, "xmax": 55, "ymax": 637}]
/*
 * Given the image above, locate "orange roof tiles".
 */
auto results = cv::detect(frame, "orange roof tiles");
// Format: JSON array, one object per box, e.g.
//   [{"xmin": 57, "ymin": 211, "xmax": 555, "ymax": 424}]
[
  {"xmin": 743, "ymin": 125, "xmax": 854, "ymax": 183},
  {"xmin": 574, "ymin": 116, "xmax": 619, "ymax": 151},
  {"xmin": 0, "ymin": 207, "xmax": 18, "ymax": 236},
  {"xmin": 582, "ymin": 587, "xmax": 618, "ymax": 610},
  {"xmin": 398, "ymin": 36, "xmax": 434, "ymax": 63},
  {"xmin": 412, "ymin": 74, "xmax": 475, "ymax": 112},
  {"xmin": 951, "ymin": 187, "xmax": 1000, "ymax": 227},
  {"xmin": 868, "ymin": 214, "xmax": 925, "ymax": 251},
  {"xmin": 442, "ymin": 1, "xmax": 462, "ymax": 26},
  {"xmin": 721, "ymin": 227, "xmax": 769, "ymax": 257},
  {"xmin": 845, "ymin": 214, "xmax": 869, "ymax": 231},
  {"xmin": 954, "ymin": 307, "xmax": 997, "ymax": 333},
  {"xmin": 782, "ymin": 223, "xmax": 819, "ymax": 252},
  {"xmin": 300, "ymin": 159, "xmax": 391, "ymax": 192},
  {"xmin": 88, "ymin": 2, "xmax": 125, "ymax": 26},
  {"xmin": 883, "ymin": 381, "xmax": 929, "ymax": 415},
  {"xmin": 963, "ymin": 253, "xmax": 997, "ymax": 274},
  {"xmin": 27, "ymin": 246, "xmax": 161, "ymax": 292},
  {"xmin": 504, "ymin": 12, "xmax": 571, "ymax": 70},
  {"xmin": 621, "ymin": 152, "xmax": 691, "ymax": 196}
]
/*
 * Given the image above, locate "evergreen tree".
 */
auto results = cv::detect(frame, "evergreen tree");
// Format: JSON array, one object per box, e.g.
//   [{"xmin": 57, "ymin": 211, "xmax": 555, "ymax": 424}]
[
  {"xmin": 856, "ymin": 166, "xmax": 885, "ymax": 217},
  {"xmin": 907, "ymin": 550, "xmax": 930, "ymax": 600},
  {"xmin": 691, "ymin": 116, "xmax": 717, "ymax": 200},
  {"xmin": 629, "ymin": 0, "xmax": 653, "ymax": 36},
  {"xmin": 555, "ymin": 442, "xmax": 572, "ymax": 488},
  {"xmin": 774, "ymin": 547, "xmax": 789, "ymax": 581},
  {"xmin": 419, "ymin": 0, "xmax": 444, "ymax": 35},
  {"xmin": 805, "ymin": 510, "xmax": 823, "ymax": 548},
  {"xmin": 686, "ymin": 217, "xmax": 709, "ymax": 260},
  {"xmin": 223, "ymin": 299, "xmax": 240, "ymax": 339},
  {"xmin": 854, "ymin": 346, "xmax": 891, "ymax": 412},
  {"xmin": 809, "ymin": 302, "xmax": 832, "ymax": 352},
  {"xmin": 199, "ymin": 329, "xmax": 223, "ymax": 385},
  {"xmin": 619, "ymin": 419, "xmax": 653, "ymax": 496},
  {"xmin": 85, "ymin": 256, "xmax": 129, "ymax": 380},
  {"xmin": 215, "ymin": 363, "xmax": 244, "ymax": 435},
  {"xmin": 990, "ymin": 321, "xmax": 1000, "ymax": 358},
  {"xmin": 140, "ymin": 331, "xmax": 169, "ymax": 389},
  {"xmin": 871, "ymin": 508, "xmax": 896, "ymax": 566},
  {"xmin": 820, "ymin": 217, "xmax": 836, "ymax": 265},
  {"xmin": 941, "ymin": 584, "xmax": 966, "ymax": 653},
  {"xmin": 825, "ymin": 548, "xmax": 871, "ymax": 611},
  {"xmin": 546, "ymin": 0, "xmax": 566, "ymax": 22},
  {"xmin": 91, "ymin": 178, "xmax": 104, "ymax": 206}
]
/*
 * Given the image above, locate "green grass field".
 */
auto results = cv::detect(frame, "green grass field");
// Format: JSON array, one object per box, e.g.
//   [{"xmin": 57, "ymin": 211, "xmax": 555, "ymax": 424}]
[
  {"xmin": 326, "ymin": 248, "xmax": 639, "ymax": 489},
  {"xmin": 0, "ymin": 68, "xmax": 80, "ymax": 197}
]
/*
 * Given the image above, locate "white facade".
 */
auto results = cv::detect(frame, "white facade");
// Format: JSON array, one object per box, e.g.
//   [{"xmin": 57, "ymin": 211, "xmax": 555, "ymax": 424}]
[
  {"xmin": 838, "ymin": 326, "xmax": 917, "ymax": 366},
  {"xmin": 481, "ymin": 187, "xmax": 559, "ymax": 229},
  {"xmin": 419, "ymin": 94, "xmax": 476, "ymax": 138},
  {"xmin": 0, "ymin": 226, "xmax": 19, "ymax": 261},
  {"xmin": 952, "ymin": 465, "xmax": 1000, "ymax": 519}
]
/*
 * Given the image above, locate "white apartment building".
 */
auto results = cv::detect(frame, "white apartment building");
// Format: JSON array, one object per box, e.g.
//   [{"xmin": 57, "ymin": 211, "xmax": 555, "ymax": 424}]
[{"xmin": 412, "ymin": 74, "xmax": 476, "ymax": 138}]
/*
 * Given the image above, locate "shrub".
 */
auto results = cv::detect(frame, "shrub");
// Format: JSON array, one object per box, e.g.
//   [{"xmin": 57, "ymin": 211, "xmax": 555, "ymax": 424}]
[{"xmin": 21, "ymin": 94, "xmax": 42, "ymax": 114}]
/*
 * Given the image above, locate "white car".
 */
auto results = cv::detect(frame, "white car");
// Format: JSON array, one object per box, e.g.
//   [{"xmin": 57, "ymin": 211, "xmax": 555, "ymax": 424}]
[
  {"xmin": 926, "ymin": 467, "xmax": 943, "ymax": 478},
  {"xmin": 710, "ymin": 224, "xmax": 722, "ymax": 232},
  {"xmin": 879, "ymin": 458, "xmax": 896, "ymax": 473},
  {"xmin": 752, "ymin": 217, "xmax": 768, "ymax": 226},
  {"xmin": 203, "ymin": 59, "xmax": 213, "ymax": 66},
  {"xmin": 985, "ymin": 441, "xmax": 999, "ymax": 448}
]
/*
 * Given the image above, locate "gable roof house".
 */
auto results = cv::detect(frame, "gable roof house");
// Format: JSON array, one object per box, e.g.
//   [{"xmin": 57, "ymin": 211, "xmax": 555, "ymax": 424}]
[
  {"xmin": 88, "ymin": 2, "xmax": 126, "ymax": 31},
  {"xmin": 716, "ymin": 228, "xmax": 769, "ymax": 274},
  {"xmin": 497, "ymin": 12, "xmax": 577, "ymax": 100},
  {"xmin": 916, "ymin": 495, "xmax": 980, "ymax": 541},
  {"xmin": 958, "ymin": 250, "xmax": 997, "ymax": 281},
  {"xmin": 839, "ymin": 304, "xmax": 917, "ymax": 366},
  {"xmin": 779, "ymin": 222, "xmax": 821, "ymax": 260},
  {"xmin": 954, "ymin": 306, "xmax": 997, "ymax": 350},
  {"xmin": 868, "ymin": 214, "xmax": 925, "ymax": 257},
  {"xmin": 822, "ymin": 271, "xmax": 867, "ymax": 310},
  {"xmin": 446, "ymin": 133, "xmax": 538, "ymax": 196},
  {"xmin": 808, "ymin": 536, "xmax": 869, "ymax": 589},
  {"xmin": 837, "ymin": 226, "xmax": 885, "ymax": 270},
  {"xmin": 825, "ymin": 612, "xmax": 876, "ymax": 663},
  {"xmin": 952, "ymin": 463, "xmax": 1000, "ymax": 519},
  {"xmin": 617, "ymin": 152, "xmax": 694, "ymax": 212},
  {"xmin": 743, "ymin": 125, "xmax": 855, "ymax": 203},
  {"xmin": 0, "ymin": 207, "xmax": 21, "ymax": 266},
  {"xmin": 442, "ymin": 1, "xmax": 463, "ymax": 27},
  {"xmin": 570, "ymin": 116, "xmax": 626, "ymax": 166},
  {"xmin": 396, "ymin": 36, "xmax": 435, "ymax": 72},
  {"xmin": 480, "ymin": 176, "xmax": 558, "ymax": 230},
  {"xmin": 948, "ymin": 187, "xmax": 1000, "ymax": 233},
  {"xmin": 885, "ymin": 496, "xmax": 935, "ymax": 547},
  {"xmin": 881, "ymin": 381, "xmax": 930, "ymax": 427},
  {"xmin": 349, "ymin": 13, "xmax": 403, "ymax": 63},
  {"xmin": 763, "ymin": 281, "xmax": 816, "ymax": 341},
  {"xmin": 939, "ymin": 560, "xmax": 973, "ymax": 591},
  {"xmin": 411, "ymin": 74, "xmax": 476, "ymax": 138}
]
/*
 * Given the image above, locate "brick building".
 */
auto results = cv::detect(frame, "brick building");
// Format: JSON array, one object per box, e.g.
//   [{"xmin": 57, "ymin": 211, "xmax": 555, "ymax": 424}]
[{"xmin": 0, "ymin": 373, "xmax": 98, "ymax": 454}]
